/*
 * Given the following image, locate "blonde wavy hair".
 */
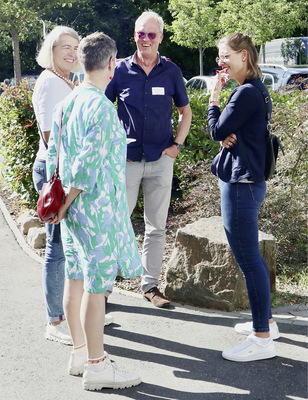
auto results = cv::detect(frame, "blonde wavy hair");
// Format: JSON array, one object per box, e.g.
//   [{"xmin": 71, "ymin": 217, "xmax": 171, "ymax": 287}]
[{"xmin": 36, "ymin": 26, "xmax": 81, "ymax": 72}]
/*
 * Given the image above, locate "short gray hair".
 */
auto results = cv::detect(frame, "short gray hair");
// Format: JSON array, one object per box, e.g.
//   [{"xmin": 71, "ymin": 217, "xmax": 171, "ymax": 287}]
[
  {"xmin": 135, "ymin": 10, "xmax": 164, "ymax": 33},
  {"xmin": 36, "ymin": 26, "xmax": 81, "ymax": 72},
  {"xmin": 77, "ymin": 32, "xmax": 117, "ymax": 72}
]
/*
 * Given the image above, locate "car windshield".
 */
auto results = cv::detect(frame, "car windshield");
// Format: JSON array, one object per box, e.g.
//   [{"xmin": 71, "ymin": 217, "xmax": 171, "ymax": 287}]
[
  {"xmin": 262, "ymin": 74, "xmax": 275, "ymax": 89},
  {"xmin": 264, "ymin": 71, "xmax": 280, "ymax": 83},
  {"xmin": 199, "ymin": 80, "xmax": 207, "ymax": 90}
]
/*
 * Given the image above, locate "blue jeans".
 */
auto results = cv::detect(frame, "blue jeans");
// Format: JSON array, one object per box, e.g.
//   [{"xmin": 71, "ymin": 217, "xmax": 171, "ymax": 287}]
[
  {"xmin": 219, "ymin": 179, "xmax": 272, "ymax": 333},
  {"xmin": 33, "ymin": 160, "xmax": 65, "ymax": 323}
]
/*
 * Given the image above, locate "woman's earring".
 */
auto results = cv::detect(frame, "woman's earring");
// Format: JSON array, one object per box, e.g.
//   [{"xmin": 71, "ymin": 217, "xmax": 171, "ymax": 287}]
[
  {"xmin": 243, "ymin": 57, "xmax": 246, "ymax": 61},
  {"xmin": 109, "ymin": 76, "xmax": 113, "ymax": 80}
]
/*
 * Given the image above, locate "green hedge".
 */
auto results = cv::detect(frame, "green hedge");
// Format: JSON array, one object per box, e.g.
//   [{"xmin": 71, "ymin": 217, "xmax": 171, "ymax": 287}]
[
  {"xmin": 172, "ymin": 87, "xmax": 236, "ymax": 178},
  {"xmin": 0, "ymin": 81, "xmax": 38, "ymax": 209},
  {"xmin": 259, "ymin": 89, "xmax": 308, "ymax": 272}
]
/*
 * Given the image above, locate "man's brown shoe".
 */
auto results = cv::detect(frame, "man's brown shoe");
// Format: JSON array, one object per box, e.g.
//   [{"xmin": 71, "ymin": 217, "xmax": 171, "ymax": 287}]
[{"xmin": 143, "ymin": 287, "xmax": 170, "ymax": 308}]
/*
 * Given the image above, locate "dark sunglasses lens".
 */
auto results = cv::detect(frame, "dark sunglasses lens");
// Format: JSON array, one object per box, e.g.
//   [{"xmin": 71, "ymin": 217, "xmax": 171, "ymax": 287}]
[
  {"xmin": 138, "ymin": 32, "xmax": 145, "ymax": 39},
  {"xmin": 148, "ymin": 33, "xmax": 156, "ymax": 40}
]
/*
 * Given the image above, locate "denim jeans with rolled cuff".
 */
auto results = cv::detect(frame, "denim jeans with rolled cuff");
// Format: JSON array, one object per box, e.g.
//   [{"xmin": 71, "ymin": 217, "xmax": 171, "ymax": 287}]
[
  {"xmin": 33, "ymin": 159, "xmax": 65, "ymax": 323},
  {"xmin": 218, "ymin": 179, "xmax": 272, "ymax": 333}
]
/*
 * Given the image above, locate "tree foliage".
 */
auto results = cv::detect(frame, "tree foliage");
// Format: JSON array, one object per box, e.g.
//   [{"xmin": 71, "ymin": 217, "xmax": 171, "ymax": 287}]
[
  {"xmin": 0, "ymin": 0, "xmax": 77, "ymax": 82},
  {"xmin": 219, "ymin": 0, "xmax": 308, "ymax": 62},
  {"xmin": 168, "ymin": 0, "xmax": 220, "ymax": 75},
  {"xmin": 1, "ymin": 0, "xmax": 307, "ymax": 82}
]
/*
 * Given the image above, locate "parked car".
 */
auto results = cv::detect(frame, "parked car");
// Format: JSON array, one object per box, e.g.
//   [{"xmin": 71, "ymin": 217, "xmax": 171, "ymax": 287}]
[
  {"xmin": 185, "ymin": 75, "xmax": 215, "ymax": 94},
  {"xmin": 260, "ymin": 64, "xmax": 308, "ymax": 91},
  {"xmin": 10, "ymin": 75, "xmax": 38, "ymax": 88},
  {"xmin": 185, "ymin": 74, "xmax": 240, "ymax": 94}
]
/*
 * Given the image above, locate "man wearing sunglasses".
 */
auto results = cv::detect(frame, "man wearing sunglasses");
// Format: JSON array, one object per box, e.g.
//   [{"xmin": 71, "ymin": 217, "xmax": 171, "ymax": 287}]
[{"xmin": 106, "ymin": 10, "xmax": 191, "ymax": 308}]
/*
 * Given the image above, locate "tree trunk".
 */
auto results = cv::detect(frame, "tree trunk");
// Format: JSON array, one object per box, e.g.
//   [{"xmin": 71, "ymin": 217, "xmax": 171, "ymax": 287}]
[
  {"xmin": 262, "ymin": 43, "xmax": 266, "ymax": 63},
  {"xmin": 11, "ymin": 24, "xmax": 22, "ymax": 84},
  {"xmin": 199, "ymin": 48, "xmax": 203, "ymax": 75}
]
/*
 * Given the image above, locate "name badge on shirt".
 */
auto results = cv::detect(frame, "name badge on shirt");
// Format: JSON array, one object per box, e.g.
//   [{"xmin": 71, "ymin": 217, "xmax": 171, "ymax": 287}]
[{"xmin": 152, "ymin": 87, "xmax": 165, "ymax": 95}]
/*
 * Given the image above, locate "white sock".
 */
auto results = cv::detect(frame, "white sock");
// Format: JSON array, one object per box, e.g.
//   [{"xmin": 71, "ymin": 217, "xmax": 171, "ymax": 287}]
[
  {"xmin": 253, "ymin": 336, "xmax": 271, "ymax": 345},
  {"xmin": 73, "ymin": 343, "xmax": 87, "ymax": 357}
]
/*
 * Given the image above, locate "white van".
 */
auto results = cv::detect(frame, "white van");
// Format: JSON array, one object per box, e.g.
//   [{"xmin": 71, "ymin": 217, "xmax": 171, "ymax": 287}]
[{"xmin": 259, "ymin": 37, "xmax": 308, "ymax": 66}]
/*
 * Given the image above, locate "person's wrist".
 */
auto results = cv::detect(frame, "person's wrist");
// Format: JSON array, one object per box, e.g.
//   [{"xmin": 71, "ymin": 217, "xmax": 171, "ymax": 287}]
[
  {"xmin": 173, "ymin": 142, "xmax": 183, "ymax": 151},
  {"xmin": 209, "ymin": 99, "xmax": 219, "ymax": 105}
]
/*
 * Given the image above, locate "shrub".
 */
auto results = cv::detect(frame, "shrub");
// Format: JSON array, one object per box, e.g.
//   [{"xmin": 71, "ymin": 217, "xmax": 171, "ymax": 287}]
[
  {"xmin": 0, "ymin": 81, "xmax": 39, "ymax": 209},
  {"xmin": 174, "ymin": 90, "xmax": 219, "ymax": 165},
  {"xmin": 259, "ymin": 88, "xmax": 308, "ymax": 272},
  {"xmin": 172, "ymin": 89, "xmax": 233, "ymax": 183}
]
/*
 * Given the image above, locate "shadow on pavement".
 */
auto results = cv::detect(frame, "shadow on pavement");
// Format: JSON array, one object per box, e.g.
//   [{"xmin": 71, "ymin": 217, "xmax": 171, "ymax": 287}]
[{"xmin": 103, "ymin": 302, "xmax": 307, "ymax": 400}]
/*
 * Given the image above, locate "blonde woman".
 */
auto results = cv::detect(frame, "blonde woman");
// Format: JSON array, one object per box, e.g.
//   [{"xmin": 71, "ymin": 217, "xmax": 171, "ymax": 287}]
[
  {"xmin": 32, "ymin": 26, "xmax": 80, "ymax": 345},
  {"xmin": 208, "ymin": 33, "xmax": 280, "ymax": 362}
]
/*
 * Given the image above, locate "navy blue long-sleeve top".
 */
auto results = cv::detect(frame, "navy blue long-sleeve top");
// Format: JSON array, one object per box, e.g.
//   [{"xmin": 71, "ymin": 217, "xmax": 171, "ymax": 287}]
[{"xmin": 208, "ymin": 78, "xmax": 272, "ymax": 183}]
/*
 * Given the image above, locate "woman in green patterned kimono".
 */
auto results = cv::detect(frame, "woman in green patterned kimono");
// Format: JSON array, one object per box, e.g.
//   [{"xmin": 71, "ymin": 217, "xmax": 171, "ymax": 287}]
[{"xmin": 47, "ymin": 32, "xmax": 142, "ymax": 391}]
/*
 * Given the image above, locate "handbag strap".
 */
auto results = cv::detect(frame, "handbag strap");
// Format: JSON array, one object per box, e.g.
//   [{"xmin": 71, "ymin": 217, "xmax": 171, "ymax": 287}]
[
  {"xmin": 55, "ymin": 103, "xmax": 64, "ymax": 177},
  {"xmin": 37, "ymin": 121, "xmax": 48, "ymax": 150}
]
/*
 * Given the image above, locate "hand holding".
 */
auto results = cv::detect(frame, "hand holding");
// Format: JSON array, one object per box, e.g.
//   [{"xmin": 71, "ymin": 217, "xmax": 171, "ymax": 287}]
[
  {"xmin": 49, "ymin": 203, "xmax": 68, "ymax": 225},
  {"xmin": 222, "ymin": 133, "xmax": 237, "ymax": 149}
]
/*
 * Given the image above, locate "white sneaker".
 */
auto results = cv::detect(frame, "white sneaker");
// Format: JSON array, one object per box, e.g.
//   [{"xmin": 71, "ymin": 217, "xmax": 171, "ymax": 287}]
[
  {"xmin": 235, "ymin": 321, "xmax": 280, "ymax": 340},
  {"xmin": 82, "ymin": 353, "xmax": 141, "ymax": 391},
  {"xmin": 45, "ymin": 321, "xmax": 73, "ymax": 345},
  {"xmin": 68, "ymin": 351, "xmax": 87, "ymax": 376},
  {"xmin": 104, "ymin": 314, "xmax": 114, "ymax": 326},
  {"xmin": 222, "ymin": 335, "xmax": 277, "ymax": 362}
]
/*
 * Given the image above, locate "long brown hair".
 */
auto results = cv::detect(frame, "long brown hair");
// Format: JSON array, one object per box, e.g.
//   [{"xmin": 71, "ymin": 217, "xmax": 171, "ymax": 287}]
[{"xmin": 217, "ymin": 33, "xmax": 261, "ymax": 79}]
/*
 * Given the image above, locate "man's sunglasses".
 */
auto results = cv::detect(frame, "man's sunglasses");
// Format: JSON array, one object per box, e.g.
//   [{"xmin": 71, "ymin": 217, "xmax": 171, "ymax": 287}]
[{"xmin": 136, "ymin": 32, "xmax": 158, "ymax": 40}]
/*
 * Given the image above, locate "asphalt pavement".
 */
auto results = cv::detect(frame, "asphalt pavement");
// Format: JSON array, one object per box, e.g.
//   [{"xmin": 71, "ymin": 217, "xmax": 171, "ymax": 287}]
[{"xmin": 0, "ymin": 197, "xmax": 307, "ymax": 400}]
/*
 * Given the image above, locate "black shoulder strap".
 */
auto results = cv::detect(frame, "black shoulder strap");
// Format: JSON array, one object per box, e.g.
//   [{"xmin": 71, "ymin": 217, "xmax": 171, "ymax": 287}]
[
  {"xmin": 249, "ymin": 81, "xmax": 271, "ymax": 122},
  {"xmin": 252, "ymin": 82, "xmax": 285, "ymax": 155}
]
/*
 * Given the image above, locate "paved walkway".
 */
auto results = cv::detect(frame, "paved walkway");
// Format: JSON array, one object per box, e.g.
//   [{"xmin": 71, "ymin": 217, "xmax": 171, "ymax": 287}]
[{"xmin": 0, "ymin": 198, "xmax": 307, "ymax": 400}]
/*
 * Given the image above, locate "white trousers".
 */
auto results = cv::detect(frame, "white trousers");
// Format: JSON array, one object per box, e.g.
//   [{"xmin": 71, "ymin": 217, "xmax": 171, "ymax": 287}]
[{"xmin": 126, "ymin": 155, "xmax": 175, "ymax": 293}]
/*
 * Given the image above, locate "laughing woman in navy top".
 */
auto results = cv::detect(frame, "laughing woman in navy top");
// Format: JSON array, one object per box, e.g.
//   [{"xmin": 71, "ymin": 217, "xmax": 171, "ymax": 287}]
[{"xmin": 208, "ymin": 33, "xmax": 280, "ymax": 362}]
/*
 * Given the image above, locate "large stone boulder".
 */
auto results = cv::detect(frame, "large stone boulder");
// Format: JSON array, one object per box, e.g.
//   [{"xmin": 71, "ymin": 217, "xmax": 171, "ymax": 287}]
[
  {"xmin": 17, "ymin": 211, "xmax": 43, "ymax": 235},
  {"xmin": 27, "ymin": 226, "xmax": 46, "ymax": 249},
  {"xmin": 164, "ymin": 216, "xmax": 276, "ymax": 311}
]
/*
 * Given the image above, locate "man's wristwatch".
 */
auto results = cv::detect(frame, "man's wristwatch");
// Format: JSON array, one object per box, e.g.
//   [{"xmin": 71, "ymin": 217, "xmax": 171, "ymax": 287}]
[{"xmin": 174, "ymin": 142, "xmax": 183, "ymax": 151}]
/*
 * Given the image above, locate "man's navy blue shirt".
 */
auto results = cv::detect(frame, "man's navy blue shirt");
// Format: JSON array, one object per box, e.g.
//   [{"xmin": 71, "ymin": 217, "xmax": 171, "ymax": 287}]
[{"xmin": 105, "ymin": 53, "xmax": 189, "ymax": 162}]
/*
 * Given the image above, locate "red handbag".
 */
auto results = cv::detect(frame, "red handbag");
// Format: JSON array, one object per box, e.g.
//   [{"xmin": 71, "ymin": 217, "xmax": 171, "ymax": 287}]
[{"xmin": 37, "ymin": 104, "xmax": 65, "ymax": 222}]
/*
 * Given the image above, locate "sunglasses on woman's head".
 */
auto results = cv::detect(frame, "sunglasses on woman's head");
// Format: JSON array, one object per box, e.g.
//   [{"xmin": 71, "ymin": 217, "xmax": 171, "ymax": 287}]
[{"xmin": 136, "ymin": 32, "xmax": 158, "ymax": 40}]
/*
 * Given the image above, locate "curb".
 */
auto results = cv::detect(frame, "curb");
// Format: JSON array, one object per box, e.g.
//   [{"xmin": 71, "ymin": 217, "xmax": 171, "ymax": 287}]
[{"xmin": 0, "ymin": 196, "xmax": 43, "ymax": 265}]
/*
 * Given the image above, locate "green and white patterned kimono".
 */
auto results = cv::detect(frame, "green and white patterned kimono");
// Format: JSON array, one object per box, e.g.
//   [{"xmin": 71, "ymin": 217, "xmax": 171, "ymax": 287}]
[{"xmin": 47, "ymin": 86, "xmax": 142, "ymax": 293}]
